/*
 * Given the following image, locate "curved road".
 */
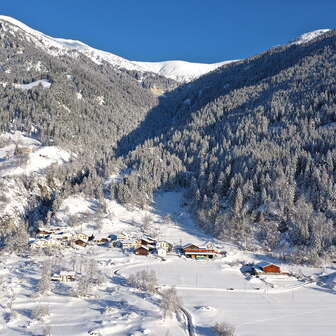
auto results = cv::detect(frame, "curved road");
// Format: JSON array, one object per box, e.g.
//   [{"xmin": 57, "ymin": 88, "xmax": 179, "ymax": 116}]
[{"xmin": 178, "ymin": 304, "xmax": 197, "ymax": 336}]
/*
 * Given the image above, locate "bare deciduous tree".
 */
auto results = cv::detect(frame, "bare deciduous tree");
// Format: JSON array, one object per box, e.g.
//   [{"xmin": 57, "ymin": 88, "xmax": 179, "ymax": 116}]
[
  {"xmin": 160, "ymin": 286, "xmax": 181, "ymax": 319},
  {"xmin": 213, "ymin": 322, "xmax": 236, "ymax": 336},
  {"xmin": 37, "ymin": 260, "xmax": 52, "ymax": 295}
]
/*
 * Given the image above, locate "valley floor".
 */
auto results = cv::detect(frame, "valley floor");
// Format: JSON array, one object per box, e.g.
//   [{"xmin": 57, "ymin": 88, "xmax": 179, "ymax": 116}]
[{"xmin": 0, "ymin": 192, "xmax": 335, "ymax": 336}]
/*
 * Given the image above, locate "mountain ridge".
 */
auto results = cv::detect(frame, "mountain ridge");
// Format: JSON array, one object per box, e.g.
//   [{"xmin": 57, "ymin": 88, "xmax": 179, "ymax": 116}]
[{"xmin": 0, "ymin": 15, "xmax": 235, "ymax": 82}]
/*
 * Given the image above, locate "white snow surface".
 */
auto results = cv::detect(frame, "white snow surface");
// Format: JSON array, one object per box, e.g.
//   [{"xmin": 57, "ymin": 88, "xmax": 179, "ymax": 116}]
[
  {"xmin": 0, "ymin": 15, "xmax": 235, "ymax": 82},
  {"xmin": 0, "ymin": 190, "xmax": 335, "ymax": 335},
  {"xmin": 291, "ymin": 29, "xmax": 331, "ymax": 45},
  {"xmin": 0, "ymin": 132, "xmax": 70, "ymax": 177},
  {"xmin": 14, "ymin": 79, "xmax": 51, "ymax": 90}
]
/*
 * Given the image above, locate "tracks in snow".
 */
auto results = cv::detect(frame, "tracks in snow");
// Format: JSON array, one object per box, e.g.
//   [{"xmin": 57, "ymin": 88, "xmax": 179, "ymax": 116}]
[{"xmin": 113, "ymin": 265, "xmax": 197, "ymax": 336}]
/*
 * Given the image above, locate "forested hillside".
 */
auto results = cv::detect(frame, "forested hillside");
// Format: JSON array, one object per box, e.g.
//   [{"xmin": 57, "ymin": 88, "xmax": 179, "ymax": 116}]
[
  {"xmin": 115, "ymin": 30, "xmax": 336, "ymax": 262},
  {"xmin": 0, "ymin": 16, "xmax": 335, "ymax": 262}
]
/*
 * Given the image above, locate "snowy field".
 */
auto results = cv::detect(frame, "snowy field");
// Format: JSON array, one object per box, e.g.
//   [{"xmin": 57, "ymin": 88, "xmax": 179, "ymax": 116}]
[{"xmin": 0, "ymin": 132, "xmax": 70, "ymax": 177}]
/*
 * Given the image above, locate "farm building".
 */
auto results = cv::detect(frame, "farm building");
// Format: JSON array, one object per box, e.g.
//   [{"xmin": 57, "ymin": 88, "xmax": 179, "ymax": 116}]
[
  {"xmin": 182, "ymin": 244, "xmax": 219, "ymax": 260},
  {"xmin": 252, "ymin": 262, "xmax": 281, "ymax": 275},
  {"xmin": 135, "ymin": 246, "xmax": 149, "ymax": 256}
]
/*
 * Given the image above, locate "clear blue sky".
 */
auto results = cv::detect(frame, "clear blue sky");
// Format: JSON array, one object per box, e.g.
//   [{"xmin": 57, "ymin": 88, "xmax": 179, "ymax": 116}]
[{"xmin": 1, "ymin": 0, "xmax": 335, "ymax": 63}]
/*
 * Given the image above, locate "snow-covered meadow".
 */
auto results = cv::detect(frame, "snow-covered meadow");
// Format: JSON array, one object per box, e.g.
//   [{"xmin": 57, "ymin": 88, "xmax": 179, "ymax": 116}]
[
  {"xmin": 0, "ymin": 137, "xmax": 335, "ymax": 335},
  {"xmin": 0, "ymin": 189, "xmax": 335, "ymax": 335}
]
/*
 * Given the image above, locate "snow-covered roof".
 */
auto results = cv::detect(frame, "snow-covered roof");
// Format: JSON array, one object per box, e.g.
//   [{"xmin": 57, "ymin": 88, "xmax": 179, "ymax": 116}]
[
  {"xmin": 183, "ymin": 243, "xmax": 199, "ymax": 249},
  {"xmin": 184, "ymin": 251, "xmax": 217, "ymax": 255},
  {"xmin": 60, "ymin": 271, "xmax": 75, "ymax": 276},
  {"xmin": 137, "ymin": 245, "xmax": 149, "ymax": 250},
  {"xmin": 255, "ymin": 262, "xmax": 279, "ymax": 269}
]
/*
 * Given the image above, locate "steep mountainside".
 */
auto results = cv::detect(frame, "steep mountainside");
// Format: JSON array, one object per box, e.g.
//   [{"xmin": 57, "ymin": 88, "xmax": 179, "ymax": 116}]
[
  {"xmin": 115, "ymin": 29, "xmax": 336, "ymax": 262},
  {"xmin": 0, "ymin": 16, "xmax": 180, "ymax": 165},
  {"xmin": 0, "ymin": 15, "xmax": 335, "ymax": 262}
]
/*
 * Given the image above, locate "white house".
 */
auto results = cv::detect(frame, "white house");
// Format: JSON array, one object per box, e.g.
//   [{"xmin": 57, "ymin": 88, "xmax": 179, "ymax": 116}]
[
  {"xmin": 157, "ymin": 248, "xmax": 167, "ymax": 257},
  {"xmin": 74, "ymin": 233, "xmax": 89, "ymax": 242},
  {"xmin": 30, "ymin": 238, "xmax": 62, "ymax": 249},
  {"xmin": 156, "ymin": 241, "xmax": 173, "ymax": 252}
]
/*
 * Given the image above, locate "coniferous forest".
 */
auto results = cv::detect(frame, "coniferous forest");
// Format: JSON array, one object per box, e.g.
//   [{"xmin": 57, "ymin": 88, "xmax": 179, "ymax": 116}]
[{"xmin": 1, "ymin": 18, "xmax": 336, "ymax": 263}]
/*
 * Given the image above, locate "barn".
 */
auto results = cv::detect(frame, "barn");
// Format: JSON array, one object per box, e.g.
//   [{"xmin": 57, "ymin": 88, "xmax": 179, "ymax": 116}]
[{"xmin": 253, "ymin": 262, "xmax": 281, "ymax": 274}]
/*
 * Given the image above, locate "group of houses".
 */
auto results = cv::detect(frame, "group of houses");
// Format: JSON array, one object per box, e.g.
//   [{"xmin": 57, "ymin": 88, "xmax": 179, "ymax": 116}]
[
  {"xmin": 30, "ymin": 227, "xmax": 111, "ymax": 250},
  {"xmin": 116, "ymin": 232, "xmax": 226, "ymax": 261},
  {"xmin": 116, "ymin": 232, "xmax": 173, "ymax": 257}
]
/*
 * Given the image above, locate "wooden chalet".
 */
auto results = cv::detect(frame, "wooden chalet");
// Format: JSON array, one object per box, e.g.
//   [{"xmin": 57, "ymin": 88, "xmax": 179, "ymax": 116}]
[
  {"xmin": 252, "ymin": 262, "xmax": 281, "ymax": 275},
  {"xmin": 73, "ymin": 239, "xmax": 87, "ymax": 247},
  {"xmin": 135, "ymin": 246, "xmax": 150, "ymax": 256},
  {"xmin": 182, "ymin": 244, "xmax": 219, "ymax": 260},
  {"xmin": 137, "ymin": 238, "xmax": 155, "ymax": 251}
]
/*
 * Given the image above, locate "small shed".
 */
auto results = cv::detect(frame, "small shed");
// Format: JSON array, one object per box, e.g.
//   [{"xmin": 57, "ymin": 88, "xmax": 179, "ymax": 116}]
[{"xmin": 135, "ymin": 246, "xmax": 149, "ymax": 256}]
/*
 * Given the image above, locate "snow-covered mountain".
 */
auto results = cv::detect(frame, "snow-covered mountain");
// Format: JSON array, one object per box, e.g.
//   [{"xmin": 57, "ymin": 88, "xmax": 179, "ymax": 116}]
[
  {"xmin": 290, "ymin": 29, "xmax": 331, "ymax": 45},
  {"xmin": 0, "ymin": 15, "xmax": 235, "ymax": 82},
  {"xmin": 0, "ymin": 16, "xmax": 331, "ymax": 83}
]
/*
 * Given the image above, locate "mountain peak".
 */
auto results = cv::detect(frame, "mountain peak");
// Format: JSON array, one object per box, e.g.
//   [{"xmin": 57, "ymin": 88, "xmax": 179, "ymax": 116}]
[
  {"xmin": 0, "ymin": 15, "xmax": 235, "ymax": 82},
  {"xmin": 291, "ymin": 29, "xmax": 331, "ymax": 45}
]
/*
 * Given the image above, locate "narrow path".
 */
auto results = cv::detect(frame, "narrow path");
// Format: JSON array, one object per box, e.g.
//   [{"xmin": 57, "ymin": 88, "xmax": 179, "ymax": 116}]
[
  {"xmin": 113, "ymin": 265, "xmax": 197, "ymax": 336},
  {"xmin": 178, "ymin": 304, "xmax": 197, "ymax": 336}
]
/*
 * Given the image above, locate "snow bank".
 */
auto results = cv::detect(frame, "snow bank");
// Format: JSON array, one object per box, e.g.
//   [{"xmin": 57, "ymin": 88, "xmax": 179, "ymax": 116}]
[{"xmin": 14, "ymin": 79, "xmax": 51, "ymax": 90}]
